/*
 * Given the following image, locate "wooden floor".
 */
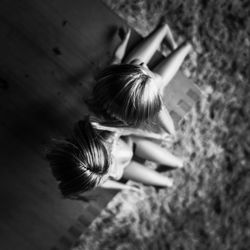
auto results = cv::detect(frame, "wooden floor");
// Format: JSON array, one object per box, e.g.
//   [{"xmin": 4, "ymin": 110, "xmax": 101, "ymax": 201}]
[
  {"xmin": 0, "ymin": 0, "xmax": 124, "ymax": 249},
  {"xmin": 0, "ymin": 127, "xmax": 82, "ymax": 250},
  {"xmin": 0, "ymin": 125, "xmax": 119, "ymax": 250},
  {"xmin": 0, "ymin": 0, "xmax": 201, "ymax": 249}
]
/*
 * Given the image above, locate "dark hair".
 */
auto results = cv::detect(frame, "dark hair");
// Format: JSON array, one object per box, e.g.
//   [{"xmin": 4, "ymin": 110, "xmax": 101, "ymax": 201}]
[
  {"xmin": 47, "ymin": 118, "xmax": 110, "ymax": 197},
  {"xmin": 87, "ymin": 64, "xmax": 162, "ymax": 127}
]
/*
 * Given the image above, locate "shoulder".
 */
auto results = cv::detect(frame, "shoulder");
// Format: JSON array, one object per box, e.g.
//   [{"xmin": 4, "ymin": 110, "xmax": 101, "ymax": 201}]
[
  {"xmin": 89, "ymin": 116, "xmax": 125, "ymax": 135},
  {"xmin": 110, "ymin": 56, "xmax": 122, "ymax": 65}
]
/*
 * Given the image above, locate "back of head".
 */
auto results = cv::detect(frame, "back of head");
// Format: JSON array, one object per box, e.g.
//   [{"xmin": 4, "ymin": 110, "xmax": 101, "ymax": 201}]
[
  {"xmin": 87, "ymin": 64, "xmax": 162, "ymax": 127},
  {"xmin": 47, "ymin": 118, "xmax": 110, "ymax": 198}
]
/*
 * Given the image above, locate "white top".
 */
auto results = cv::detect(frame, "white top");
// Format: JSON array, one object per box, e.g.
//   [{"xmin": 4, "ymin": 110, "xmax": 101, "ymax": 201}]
[
  {"xmin": 89, "ymin": 116, "xmax": 174, "ymax": 180},
  {"xmin": 90, "ymin": 116, "xmax": 133, "ymax": 180}
]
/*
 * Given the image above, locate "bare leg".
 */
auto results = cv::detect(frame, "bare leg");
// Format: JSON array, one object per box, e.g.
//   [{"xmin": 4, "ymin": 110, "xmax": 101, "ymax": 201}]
[
  {"xmin": 132, "ymin": 136, "xmax": 183, "ymax": 168},
  {"xmin": 154, "ymin": 42, "xmax": 192, "ymax": 134},
  {"xmin": 111, "ymin": 28, "xmax": 131, "ymax": 65},
  {"xmin": 158, "ymin": 106, "xmax": 176, "ymax": 136},
  {"xmin": 163, "ymin": 25, "xmax": 178, "ymax": 51},
  {"xmin": 123, "ymin": 160, "xmax": 173, "ymax": 187},
  {"xmin": 153, "ymin": 41, "xmax": 192, "ymax": 92},
  {"xmin": 124, "ymin": 24, "xmax": 170, "ymax": 64}
]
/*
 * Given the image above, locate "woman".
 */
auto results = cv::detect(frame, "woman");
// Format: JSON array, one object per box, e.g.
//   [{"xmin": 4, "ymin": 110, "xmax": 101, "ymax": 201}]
[
  {"xmin": 87, "ymin": 22, "xmax": 192, "ymax": 137},
  {"xmin": 47, "ymin": 117, "xmax": 183, "ymax": 198},
  {"xmin": 47, "ymin": 23, "xmax": 189, "ymax": 197}
]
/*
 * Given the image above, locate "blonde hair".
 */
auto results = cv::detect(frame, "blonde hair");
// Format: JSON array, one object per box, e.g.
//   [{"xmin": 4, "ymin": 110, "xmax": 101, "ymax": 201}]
[
  {"xmin": 47, "ymin": 118, "xmax": 112, "ymax": 197},
  {"xmin": 87, "ymin": 64, "xmax": 162, "ymax": 127}
]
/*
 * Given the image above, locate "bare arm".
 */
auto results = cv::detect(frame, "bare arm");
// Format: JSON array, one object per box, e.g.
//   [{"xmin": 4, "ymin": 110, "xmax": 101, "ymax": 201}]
[
  {"xmin": 101, "ymin": 179, "xmax": 139, "ymax": 191},
  {"xmin": 91, "ymin": 119, "xmax": 174, "ymax": 142},
  {"xmin": 110, "ymin": 28, "xmax": 131, "ymax": 65},
  {"xmin": 123, "ymin": 127, "xmax": 174, "ymax": 142},
  {"xmin": 91, "ymin": 114, "xmax": 174, "ymax": 142}
]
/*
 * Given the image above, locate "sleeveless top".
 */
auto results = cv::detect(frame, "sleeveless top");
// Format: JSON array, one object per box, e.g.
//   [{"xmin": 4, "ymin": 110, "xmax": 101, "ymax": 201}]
[
  {"xmin": 89, "ymin": 115, "xmax": 174, "ymax": 179},
  {"xmin": 90, "ymin": 116, "xmax": 133, "ymax": 180}
]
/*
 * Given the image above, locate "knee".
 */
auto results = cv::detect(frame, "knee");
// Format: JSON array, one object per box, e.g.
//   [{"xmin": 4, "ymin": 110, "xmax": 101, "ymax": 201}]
[{"xmin": 176, "ymin": 158, "xmax": 184, "ymax": 168}]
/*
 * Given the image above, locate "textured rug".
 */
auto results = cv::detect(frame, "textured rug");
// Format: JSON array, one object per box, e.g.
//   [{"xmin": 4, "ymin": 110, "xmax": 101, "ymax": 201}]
[{"xmin": 72, "ymin": 0, "xmax": 250, "ymax": 249}]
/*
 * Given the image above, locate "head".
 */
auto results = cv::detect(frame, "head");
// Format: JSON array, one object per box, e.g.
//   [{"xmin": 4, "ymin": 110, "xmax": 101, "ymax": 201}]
[
  {"xmin": 47, "ymin": 118, "xmax": 111, "ymax": 198},
  {"xmin": 87, "ymin": 63, "xmax": 162, "ymax": 127}
]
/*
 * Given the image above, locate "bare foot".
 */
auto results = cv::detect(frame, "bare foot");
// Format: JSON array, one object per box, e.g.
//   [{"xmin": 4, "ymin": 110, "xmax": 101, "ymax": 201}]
[
  {"xmin": 164, "ymin": 24, "xmax": 178, "ymax": 50},
  {"xmin": 158, "ymin": 18, "xmax": 178, "ymax": 50}
]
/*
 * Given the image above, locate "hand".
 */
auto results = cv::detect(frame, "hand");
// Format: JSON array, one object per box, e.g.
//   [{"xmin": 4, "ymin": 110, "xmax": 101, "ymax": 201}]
[
  {"xmin": 160, "ymin": 132, "xmax": 175, "ymax": 142},
  {"xmin": 126, "ymin": 182, "xmax": 143, "ymax": 193},
  {"xmin": 158, "ymin": 126, "xmax": 176, "ymax": 142}
]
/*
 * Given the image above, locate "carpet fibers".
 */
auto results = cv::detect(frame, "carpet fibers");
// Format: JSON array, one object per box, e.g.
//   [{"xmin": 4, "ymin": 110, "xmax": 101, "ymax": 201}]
[{"xmin": 73, "ymin": 0, "xmax": 250, "ymax": 249}]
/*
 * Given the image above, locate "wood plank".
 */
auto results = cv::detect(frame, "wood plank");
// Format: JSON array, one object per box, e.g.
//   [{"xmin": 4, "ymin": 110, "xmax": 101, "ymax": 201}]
[
  {"xmin": 0, "ymin": 126, "xmax": 87, "ymax": 250},
  {"xmin": 0, "ymin": 0, "xmax": 119, "ymax": 152},
  {"xmin": 0, "ymin": 1, "xmax": 202, "ymax": 250},
  {"xmin": 0, "ymin": 19, "xmax": 88, "ymax": 152},
  {"xmin": 41, "ymin": 0, "xmax": 202, "ymax": 126},
  {"xmin": 0, "ymin": 1, "xmax": 124, "ymax": 248},
  {"xmin": 0, "ymin": 223, "xmax": 34, "ymax": 250}
]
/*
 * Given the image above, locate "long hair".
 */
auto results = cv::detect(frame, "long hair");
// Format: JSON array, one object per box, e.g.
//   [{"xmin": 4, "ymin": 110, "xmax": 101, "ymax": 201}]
[
  {"xmin": 86, "ymin": 64, "xmax": 162, "ymax": 127},
  {"xmin": 47, "ymin": 118, "xmax": 111, "ymax": 197}
]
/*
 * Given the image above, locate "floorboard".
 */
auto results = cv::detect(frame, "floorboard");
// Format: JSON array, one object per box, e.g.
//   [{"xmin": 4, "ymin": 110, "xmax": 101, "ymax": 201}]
[{"xmin": 0, "ymin": 0, "xmax": 201, "ymax": 249}]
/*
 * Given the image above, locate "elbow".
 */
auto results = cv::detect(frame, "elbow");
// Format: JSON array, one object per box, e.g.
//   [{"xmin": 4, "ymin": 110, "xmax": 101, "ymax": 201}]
[
  {"xmin": 158, "ymin": 109, "xmax": 176, "ymax": 136},
  {"xmin": 161, "ymin": 118, "xmax": 176, "ymax": 137},
  {"xmin": 168, "ymin": 123, "xmax": 176, "ymax": 137}
]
